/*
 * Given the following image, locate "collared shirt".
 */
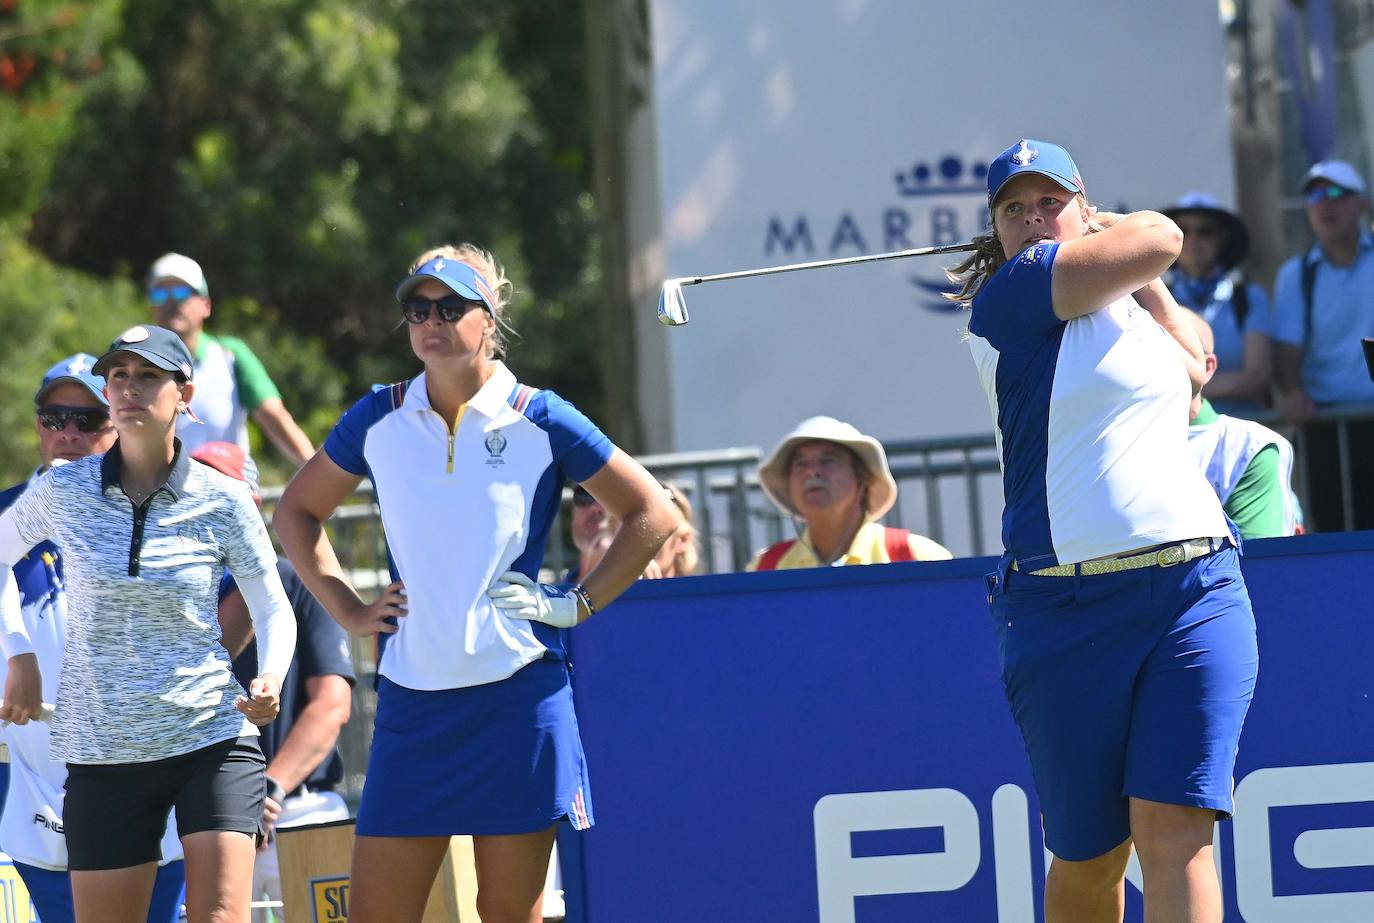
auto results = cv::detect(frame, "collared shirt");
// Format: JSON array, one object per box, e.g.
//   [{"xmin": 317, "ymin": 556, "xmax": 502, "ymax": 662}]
[
  {"xmin": 1189, "ymin": 399, "xmax": 1296, "ymax": 539},
  {"xmin": 0, "ymin": 473, "xmax": 184, "ymax": 866},
  {"xmin": 967, "ymin": 242, "xmax": 1230, "ymax": 569},
  {"xmin": 0, "ymin": 441, "xmax": 282, "ymax": 764},
  {"xmin": 323, "ymin": 362, "xmax": 613, "ymax": 691},
  {"xmin": 746, "ymin": 521, "xmax": 953, "ymax": 571},
  {"xmin": 178, "ymin": 332, "xmax": 281, "ymax": 456},
  {"xmin": 1271, "ymin": 232, "xmax": 1374, "ymax": 404}
]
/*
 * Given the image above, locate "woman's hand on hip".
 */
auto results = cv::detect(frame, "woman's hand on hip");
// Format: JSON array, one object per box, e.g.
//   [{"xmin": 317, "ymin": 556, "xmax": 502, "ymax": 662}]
[
  {"xmin": 341, "ymin": 580, "xmax": 408, "ymax": 636},
  {"xmin": 488, "ymin": 571, "xmax": 581, "ymax": 628},
  {"xmin": 237, "ymin": 672, "xmax": 283, "ymax": 726}
]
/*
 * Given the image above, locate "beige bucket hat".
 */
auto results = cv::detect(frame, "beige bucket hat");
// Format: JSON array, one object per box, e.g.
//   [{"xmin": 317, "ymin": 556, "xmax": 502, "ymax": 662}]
[{"xmin": 757, "ymin": 416, "xmax": 898, "ymax": 520}]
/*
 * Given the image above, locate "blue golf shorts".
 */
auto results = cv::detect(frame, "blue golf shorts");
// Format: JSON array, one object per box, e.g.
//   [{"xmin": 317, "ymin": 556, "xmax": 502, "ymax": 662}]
[
  {"xmin": 356, "ymin": 656, "xmax": 593, "ymax": 837},
  {"xmin": 989, "ymin": 544, "xmax": 1257, "ymax": 861}
]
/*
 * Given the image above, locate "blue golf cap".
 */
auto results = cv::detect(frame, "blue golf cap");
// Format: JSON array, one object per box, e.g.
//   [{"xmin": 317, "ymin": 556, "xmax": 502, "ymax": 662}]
[
  {"xmin": 987, "ymin": 139, "xmax": 1085, "ymax": 206},
  {"xmin": 35, "ymin": 353, "xmax": 107, "ymax": 406},
  {"xmin": 93, "ymin": 325, "xmax": 195, "ymax": 380},
  {"xmin": 395, "ymin": 257, "xmax": 498, "ymax": 314}
]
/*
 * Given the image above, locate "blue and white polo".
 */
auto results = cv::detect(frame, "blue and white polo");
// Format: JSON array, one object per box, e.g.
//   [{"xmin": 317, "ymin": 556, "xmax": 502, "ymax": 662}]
[
  {"xmin": 323, "ymin": 362, "xmax": 613, "ymax": 691},
  {"xmin": 967, "ymin": 242, "xmax": 1230, "ymax": 569}
]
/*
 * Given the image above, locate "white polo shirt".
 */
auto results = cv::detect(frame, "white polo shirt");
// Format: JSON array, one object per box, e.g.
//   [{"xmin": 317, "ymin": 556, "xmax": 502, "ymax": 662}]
[
  {"xmin": 323, "ymin": 362, "xmax": 612, "ymax": 691},
  {"xmin": 967, "ymin": 242, "xmax": 1230, "ymax": 569}
]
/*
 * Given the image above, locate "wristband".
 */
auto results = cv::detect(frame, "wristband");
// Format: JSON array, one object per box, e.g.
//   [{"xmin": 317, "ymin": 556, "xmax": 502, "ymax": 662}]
[
  {"xmin": 571, "ymin": 583, "xmax": 597, "ymax": 618},
  {"xmin": 265, "ymin": 776, "xmax": 287, "ymax": 804}
]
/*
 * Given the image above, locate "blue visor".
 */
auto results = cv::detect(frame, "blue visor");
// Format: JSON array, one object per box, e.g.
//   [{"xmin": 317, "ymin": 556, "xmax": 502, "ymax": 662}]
[{"xmin": 395, "ymin": 258, "xmax": 498, "ymax": 314}]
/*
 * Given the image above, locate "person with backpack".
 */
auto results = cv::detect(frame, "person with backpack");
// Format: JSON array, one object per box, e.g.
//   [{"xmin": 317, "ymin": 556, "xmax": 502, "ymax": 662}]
[
  {"xmin": 747, "ymin": 417, "xmax": 951, "ymax": 571},
  {"xmin": 1161, "ymin": 193, "xmax": 1273, "ymax": 418},
  {"xmin": 1271, "ymin": 160, "xmax": 1374, "ymax": 531}
]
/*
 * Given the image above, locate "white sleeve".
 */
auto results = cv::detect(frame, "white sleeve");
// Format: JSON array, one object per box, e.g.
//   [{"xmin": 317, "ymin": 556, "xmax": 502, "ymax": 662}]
[
  {"xmin": 236, "ymin": 568, "xmax": 298, "ymax": 681},
  {"xmin": 0, "ymin": 506, "xmax": 36, "ymax": 657},
  {"xmin": 0, "ymin": 567, "xmax": 32, "ymax": 658}
]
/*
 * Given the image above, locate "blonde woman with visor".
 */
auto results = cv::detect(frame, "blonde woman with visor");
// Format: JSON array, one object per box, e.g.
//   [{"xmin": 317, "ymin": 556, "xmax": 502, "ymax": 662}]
[{"xmin": 274, "ymin": 243, "xmax": 676, "ymax": 923}]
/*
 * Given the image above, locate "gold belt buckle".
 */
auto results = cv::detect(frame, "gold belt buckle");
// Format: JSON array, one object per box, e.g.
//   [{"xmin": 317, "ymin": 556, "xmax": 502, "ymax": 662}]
[{"xmin": 1156, "ymin": 543, "xmax": 1187, "ymax": 567}]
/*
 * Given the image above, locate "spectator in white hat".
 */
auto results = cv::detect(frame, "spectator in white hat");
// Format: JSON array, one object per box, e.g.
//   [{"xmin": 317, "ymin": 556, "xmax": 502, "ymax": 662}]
[
  {"xmin": 747, "ymin": 416, "xmax": 951, "ymax": 571},
  {"xmin": 1271, "ymin": 159, "xmax": 1374, "ymax": 530},
  {"xmin": 146, "ymin": 252, "xmax": 315, "ymax": 468}
]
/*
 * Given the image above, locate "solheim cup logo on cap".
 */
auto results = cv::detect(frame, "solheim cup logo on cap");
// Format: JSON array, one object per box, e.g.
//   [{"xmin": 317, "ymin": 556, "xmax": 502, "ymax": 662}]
[
  {"xmin": 484, "ymin": 430, "xmax": 507, "ymax": 466},
  {"xmin": 1010, "ymin": 140, "xmax": 1038, "ymax": 165},
  {"xmin": 761, "ymin": 151, "xmax": 992, "ymax": 314}
]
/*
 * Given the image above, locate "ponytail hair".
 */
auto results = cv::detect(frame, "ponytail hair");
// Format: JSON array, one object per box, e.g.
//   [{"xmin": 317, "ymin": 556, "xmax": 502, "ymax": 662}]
[
  {"xmin": 946, "ymin": 191, "xmax": 1096, "ymax": 307},
  {"xmin": 944, "ymin": 231, "xmax": 1008, "ymax": 307}
]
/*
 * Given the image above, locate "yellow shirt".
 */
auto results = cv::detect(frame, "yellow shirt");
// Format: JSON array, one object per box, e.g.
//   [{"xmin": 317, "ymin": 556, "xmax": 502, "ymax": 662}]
[{"xmin": 746, "ymin": 521, "xmax": 953, "ymax": 571}]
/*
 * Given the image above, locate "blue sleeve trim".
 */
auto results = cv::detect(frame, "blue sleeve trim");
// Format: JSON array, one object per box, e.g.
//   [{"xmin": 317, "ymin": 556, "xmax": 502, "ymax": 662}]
[
  {"xmin": 524, "ymin": 390, "xmax": 614, "ymax": 483},
  {"xmin": 322, "ymin": 382, "xmax": 407, "ymax": 475},
  {"xmin": 969, "ymin": 242, "xmax": 1062, "ymax": 349}
]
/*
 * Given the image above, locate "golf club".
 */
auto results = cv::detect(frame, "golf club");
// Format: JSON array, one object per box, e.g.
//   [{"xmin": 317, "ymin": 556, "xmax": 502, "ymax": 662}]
[{"xmin": 657, "ymin": 241, "xmax": 979, "ymax": 326}]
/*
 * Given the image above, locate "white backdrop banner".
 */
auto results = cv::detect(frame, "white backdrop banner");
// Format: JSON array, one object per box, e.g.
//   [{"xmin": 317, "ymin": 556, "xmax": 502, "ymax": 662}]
[{"xmin": 649, "ymin": 0, "xmax": 1235, "ymax": 457}]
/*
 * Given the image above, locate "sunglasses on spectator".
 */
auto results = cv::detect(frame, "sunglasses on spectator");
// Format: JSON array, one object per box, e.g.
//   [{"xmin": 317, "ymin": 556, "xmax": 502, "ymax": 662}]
[
  {"xmin": 1304, "ymin": 185, "xmax": 1356, "ymax": 205},
  {"xmin": 149, "ymin": 285, "xmax": 197, "ymax": 307},
  {"xmin": 401, "ymin": 294, "xmax": 487, "ymax": 325},
  {"xmin": 37, "ymin": 406, "xmax": 110, "ymax": 433}
]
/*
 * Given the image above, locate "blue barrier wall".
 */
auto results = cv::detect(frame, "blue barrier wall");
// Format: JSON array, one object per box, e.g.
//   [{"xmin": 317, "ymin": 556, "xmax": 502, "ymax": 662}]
[{"xmin": 560, "ymin": 533, "xmax": 1374, "ymax": 922}]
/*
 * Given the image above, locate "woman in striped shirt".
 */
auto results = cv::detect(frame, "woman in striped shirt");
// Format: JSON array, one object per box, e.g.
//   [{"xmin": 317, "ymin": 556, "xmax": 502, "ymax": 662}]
[{"xmin": 0, "ymin": 325, "xmax": 297, "ymax": 923}]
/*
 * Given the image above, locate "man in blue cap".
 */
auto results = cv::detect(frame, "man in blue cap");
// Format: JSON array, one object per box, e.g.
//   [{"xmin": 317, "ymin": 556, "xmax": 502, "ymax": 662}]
[
  {"xmin": 0, "ymin": 355, "xmax": 187, "ymax": 922},
  {"xmin": 1272, "ymin": 159, "xmax": 1374, "ymax": 530}
]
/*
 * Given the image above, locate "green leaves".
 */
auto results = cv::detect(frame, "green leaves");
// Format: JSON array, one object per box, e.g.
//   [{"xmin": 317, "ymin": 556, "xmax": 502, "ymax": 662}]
[{"xmin": 0, "ymin": 0, "xmax": 604, "ymax": 485}]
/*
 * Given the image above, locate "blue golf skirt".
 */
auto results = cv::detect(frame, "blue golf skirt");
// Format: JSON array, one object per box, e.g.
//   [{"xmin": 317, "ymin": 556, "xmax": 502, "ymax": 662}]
[{"xmin": 356, "ymin": 656, "xmax": 593, "ymax": 837}]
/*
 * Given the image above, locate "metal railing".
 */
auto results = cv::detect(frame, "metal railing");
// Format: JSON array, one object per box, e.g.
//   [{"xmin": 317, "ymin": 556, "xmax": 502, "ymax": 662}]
[
  {"xmin": 253, "ymin": 405, "xmax": 1371, "ymax": 808},
  {"xmin": 1252, "ymin": 403, "xmax": 1374, "ymax": 533}
]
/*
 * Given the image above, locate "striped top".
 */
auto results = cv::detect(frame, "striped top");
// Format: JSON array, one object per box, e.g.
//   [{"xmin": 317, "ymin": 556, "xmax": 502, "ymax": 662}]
[{"xmin": 0, "ymin": 442, "xmax": 296, "ymax": 764}]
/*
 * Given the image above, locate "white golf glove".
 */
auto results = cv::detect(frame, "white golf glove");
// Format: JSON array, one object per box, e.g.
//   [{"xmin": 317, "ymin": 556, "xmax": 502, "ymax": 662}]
[{"xmin": 487, "ymin": 571, "xmax": 579, "ymax": 628}]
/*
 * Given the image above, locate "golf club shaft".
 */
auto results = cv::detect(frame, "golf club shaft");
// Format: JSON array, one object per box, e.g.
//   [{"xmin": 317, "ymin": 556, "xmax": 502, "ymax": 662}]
[{"xmin": 678, "ymin": 241, "xmax": 978, "ymax": 286}]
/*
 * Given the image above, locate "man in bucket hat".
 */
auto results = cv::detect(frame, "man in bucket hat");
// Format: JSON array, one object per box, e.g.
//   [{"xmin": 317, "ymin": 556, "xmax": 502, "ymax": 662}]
[
  {"xmin": 1161, "ymin": 192, "xmax": 1272, "ymax": 417},
  {"xmin": 747, "ymin": 416, "xmax": 951, "ymax": 570}
]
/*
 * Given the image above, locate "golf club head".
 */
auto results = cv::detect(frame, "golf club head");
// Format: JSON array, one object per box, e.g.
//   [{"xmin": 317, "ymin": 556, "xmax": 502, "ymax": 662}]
[{"xmin": 657, "ymin": 279, "xmax": 689, "ymax": 326}]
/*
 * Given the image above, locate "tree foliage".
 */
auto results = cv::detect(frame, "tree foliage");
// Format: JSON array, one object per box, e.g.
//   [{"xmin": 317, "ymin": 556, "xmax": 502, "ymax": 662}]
[{"xmin": 0, "ymin": 0, "xmax": 602, "ymax": 486}]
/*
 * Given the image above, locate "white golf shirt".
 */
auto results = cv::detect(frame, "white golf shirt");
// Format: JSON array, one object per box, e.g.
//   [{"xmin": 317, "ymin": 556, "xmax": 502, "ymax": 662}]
[{"xmin": 323, "ymin": 362, "xmax": 612, "ymax": 691}]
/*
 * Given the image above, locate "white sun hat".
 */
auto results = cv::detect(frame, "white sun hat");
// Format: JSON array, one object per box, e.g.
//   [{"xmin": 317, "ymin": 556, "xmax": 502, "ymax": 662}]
[{"xmin": 757, "ymin": 416, "xmax": 898, "ymax": 521}]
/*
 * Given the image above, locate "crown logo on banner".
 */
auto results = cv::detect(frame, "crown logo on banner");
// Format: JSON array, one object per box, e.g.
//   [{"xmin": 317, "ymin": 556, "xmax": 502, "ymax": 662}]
[{"xmin": 894, "ymin": 155, "xmax": 989, "ymax": 197}]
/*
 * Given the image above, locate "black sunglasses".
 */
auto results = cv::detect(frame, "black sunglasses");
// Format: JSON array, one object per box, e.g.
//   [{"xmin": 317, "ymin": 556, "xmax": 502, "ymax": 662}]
[
  {"xmin": 401, "ymin": 294, "xmax": 486, "ymax": 325},
  {"xmin": 37, "ymin": 405, "xmax": 110, "ymax": 433},
  {"xmin": 572, "ymin": 486, "xmax": 598, "ymax": 507}
]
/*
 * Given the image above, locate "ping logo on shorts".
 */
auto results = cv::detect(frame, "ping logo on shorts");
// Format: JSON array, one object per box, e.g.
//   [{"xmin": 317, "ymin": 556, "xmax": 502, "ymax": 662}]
[{"xmin": 309, "ymin": 874, "xmax": 350, "ymax": 922}]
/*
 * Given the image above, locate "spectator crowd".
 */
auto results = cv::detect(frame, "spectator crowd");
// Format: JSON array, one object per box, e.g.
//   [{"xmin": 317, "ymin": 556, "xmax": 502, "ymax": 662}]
[{"xmin": 0, "ymin": 153, "xmax": 1370, "ymax": 922}]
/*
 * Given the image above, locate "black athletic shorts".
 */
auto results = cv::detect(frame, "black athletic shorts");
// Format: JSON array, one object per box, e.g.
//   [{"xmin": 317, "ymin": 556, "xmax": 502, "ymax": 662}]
[{"xmin": 64, "ymin": 736, "xmax": 266, "ymax": 871}]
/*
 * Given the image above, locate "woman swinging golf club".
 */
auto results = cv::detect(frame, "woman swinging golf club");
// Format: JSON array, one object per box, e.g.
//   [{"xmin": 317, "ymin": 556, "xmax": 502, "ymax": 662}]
[{"xmin": 954, "ymin": 139, "xmax": 1257, "ymax": 923}]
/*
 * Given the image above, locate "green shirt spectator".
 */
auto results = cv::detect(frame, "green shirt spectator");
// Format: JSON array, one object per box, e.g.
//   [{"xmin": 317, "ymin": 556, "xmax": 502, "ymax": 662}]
[{"xmin": 146, "ymin": 253, "xmax": 315, "ymax": 468}]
